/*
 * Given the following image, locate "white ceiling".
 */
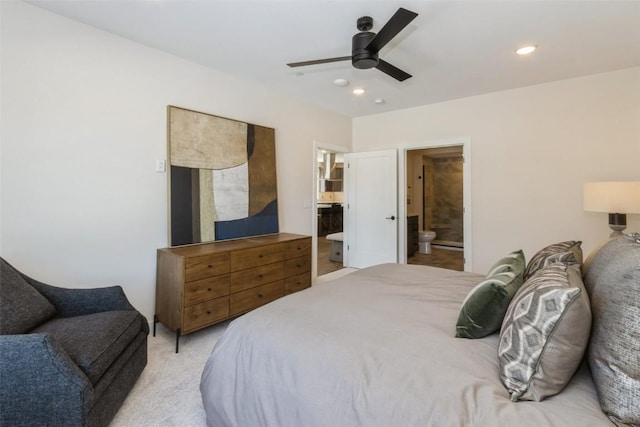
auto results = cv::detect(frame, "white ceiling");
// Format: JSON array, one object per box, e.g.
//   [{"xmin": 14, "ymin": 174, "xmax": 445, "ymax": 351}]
[{"xmin": 28, "ymin": 0, "xmax": 640, "ymax": 117}]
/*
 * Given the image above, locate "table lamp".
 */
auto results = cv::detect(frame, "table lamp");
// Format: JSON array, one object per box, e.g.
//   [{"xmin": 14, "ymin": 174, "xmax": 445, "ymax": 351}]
[{"xmin": 583, "ymin": 182, "xmax": 640, "ymax": 237}]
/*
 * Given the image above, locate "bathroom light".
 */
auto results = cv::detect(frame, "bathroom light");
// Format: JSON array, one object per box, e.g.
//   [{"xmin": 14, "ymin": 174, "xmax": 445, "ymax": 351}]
[
  {"xmin": 352, "ymin": 88, "xmax": 365, "ymax": 95},
  {"xmin": 516, "ymin": 45, "xmax": 536, "ymax": 55},
  {"xmin": 583, "ymin": 182, "xmax": 640, "ymax": 237},
  {"xmin": 374, "ymin": 98, "xmax": 385, "ymax": 104},
  {"xmin": 334, "ymin": 78, "xmax": 349, "ymax": 87}
]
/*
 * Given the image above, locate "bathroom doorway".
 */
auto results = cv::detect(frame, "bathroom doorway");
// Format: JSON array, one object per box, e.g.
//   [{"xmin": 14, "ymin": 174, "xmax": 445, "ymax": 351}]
[
  {"xmin": 405, "ymin": 145, "xmax": 465, "ymax": 271},
  {"xmin": 315, "ymin": 148, "xmax": 345, "ymax": 277}
]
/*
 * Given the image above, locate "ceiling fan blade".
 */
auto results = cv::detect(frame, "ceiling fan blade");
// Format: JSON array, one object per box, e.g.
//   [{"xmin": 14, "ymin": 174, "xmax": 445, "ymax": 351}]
[
  {"xmin": 366, "ymin": 8, "xmax": 418, "ymax": 53},
  {"xmin": 287, "ymin": 56, "xmax": 351, "ymax": 68},
  {"xmin": 376, "ymin": 59, "xmax": 412, "ymax": 81}
]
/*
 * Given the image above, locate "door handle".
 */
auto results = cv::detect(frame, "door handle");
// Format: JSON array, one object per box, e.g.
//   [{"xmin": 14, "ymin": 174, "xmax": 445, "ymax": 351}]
[{"xmin": 385, "ymin": 215, "xmax": 396, "ymax": 220}]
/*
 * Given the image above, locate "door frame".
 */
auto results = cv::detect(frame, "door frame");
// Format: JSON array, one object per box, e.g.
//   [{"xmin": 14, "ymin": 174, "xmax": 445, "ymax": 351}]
[
  {"xmin": 398, "ymin": 137, "xmax": 473, "ymax": 271},
  {"xmin": 311, "ymin": 141, "xmax": 349, "ymax": 283}
]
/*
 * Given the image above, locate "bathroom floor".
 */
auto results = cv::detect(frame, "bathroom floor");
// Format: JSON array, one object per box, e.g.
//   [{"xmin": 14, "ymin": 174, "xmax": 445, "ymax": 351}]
[
  {"xmin": 317, "ymin": 237, "xmax": 344, "ymax": 276},
  {"xmin": 407, "ymin": 246, "xmax": 464, "ymax": 271},
  {"xmin": 318, "ymin": 239, "xmax": 464, "ymax": 278}
]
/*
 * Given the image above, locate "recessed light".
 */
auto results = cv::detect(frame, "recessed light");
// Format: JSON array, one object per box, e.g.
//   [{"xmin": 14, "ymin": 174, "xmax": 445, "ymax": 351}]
[
  {"xmin": 516, "ymin": 45, "xmax": 536, "ymax": 55},
  {"xmin": 374, "ymin": 98, "xmax": 385, "ymax": 105},
  {"xmin": 353, "ymin": 88, "xmax": 365, "ymax": 95},
  {"xmin": 334, "ymin": 78, "xmax": 349, "ymax": 87}
]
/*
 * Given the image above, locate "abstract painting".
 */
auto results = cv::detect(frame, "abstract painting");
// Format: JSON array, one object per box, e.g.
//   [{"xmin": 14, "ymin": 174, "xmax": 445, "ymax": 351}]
[{"xmin": 168, "ymin": 106, "xmax": 278, "ymax": 246}]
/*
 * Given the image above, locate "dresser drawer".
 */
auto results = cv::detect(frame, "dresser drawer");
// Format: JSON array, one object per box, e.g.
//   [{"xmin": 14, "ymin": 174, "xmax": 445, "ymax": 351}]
[
  {"xmin": 184, "ymin": 275, "xmax": 230, "ymax": 306},
  {"xmin": 284, "ymin": 256, "xmax": 311, "ymax": 277},
  {"xmin": 230, "ymin": 262, "xmax": 284, "ymax": 293},
  {"xmin": 185, "ymin": 253, "xmax": 230, "ymax": 282},
  {"xmin": 284, "ymin": 238, "xmax": 311, "ymax": 258},
  {"xmin": 183, "ymin": 296, "xmax": 229, "ymax": 333},
  {"xmin": 229, "ymin": 281, "xmax": 284, "ymax": 316},
  {"xmin": 285, "ymin": 272, "xmax": 311, "ymax": 295},
  {"xmin": 230, "ymin": 244, "xmax": 284, "ymax": 271}
]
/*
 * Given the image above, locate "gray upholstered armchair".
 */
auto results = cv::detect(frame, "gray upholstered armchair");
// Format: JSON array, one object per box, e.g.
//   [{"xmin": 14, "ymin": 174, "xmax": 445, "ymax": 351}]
[{"xmin": 0, "ymin": 257, "xmax": 148, "ymax": 426}]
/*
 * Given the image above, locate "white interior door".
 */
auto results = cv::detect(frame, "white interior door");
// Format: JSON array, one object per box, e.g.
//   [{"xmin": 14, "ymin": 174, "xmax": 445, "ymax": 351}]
[{"xmin": 345, "ymin": 149, "xmax": 398, "ymax": 268}]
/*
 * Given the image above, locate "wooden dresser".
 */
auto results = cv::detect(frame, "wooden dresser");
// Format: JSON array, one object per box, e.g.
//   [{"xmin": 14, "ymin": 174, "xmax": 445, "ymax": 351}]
[{"xmin": 155, "ymin": 233, "xmax": 311, "ymax": 352}]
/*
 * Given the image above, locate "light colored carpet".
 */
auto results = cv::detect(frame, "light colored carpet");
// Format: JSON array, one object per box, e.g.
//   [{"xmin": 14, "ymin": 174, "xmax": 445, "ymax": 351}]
[
  {"xmin": 111, "ymin": 321, "xmax": 230, "ymax": 427},
  {"xmin": 111, "ymin": 269, "xmax": 357, "ymax": 426}
]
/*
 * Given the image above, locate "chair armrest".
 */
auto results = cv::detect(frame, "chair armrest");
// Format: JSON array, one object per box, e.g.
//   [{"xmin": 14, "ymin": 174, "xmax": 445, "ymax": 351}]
[
  {"xmin": 25, "ymin": 276, "xmax": 135, "ymax": 317},
  {"xmin": 0, "ymin": 334, "xmax": 92, "ymax": 425}
]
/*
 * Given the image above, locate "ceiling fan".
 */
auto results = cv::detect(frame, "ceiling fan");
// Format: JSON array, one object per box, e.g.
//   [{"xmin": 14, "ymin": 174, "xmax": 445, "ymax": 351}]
[{"xmin": 287, "ymin": 8, "xmax": 418, "ymax": 82}]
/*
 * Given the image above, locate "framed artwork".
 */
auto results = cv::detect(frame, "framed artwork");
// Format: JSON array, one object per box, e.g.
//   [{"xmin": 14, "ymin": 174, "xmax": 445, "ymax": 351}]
[{"xmin": 167, "ymin": 106, "xmax": 278, "ymax": 246}]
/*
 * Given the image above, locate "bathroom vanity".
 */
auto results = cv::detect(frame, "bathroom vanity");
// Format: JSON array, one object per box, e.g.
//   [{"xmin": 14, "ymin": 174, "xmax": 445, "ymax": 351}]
[{"xmin": 407, "ymin": 215, "xmax": 419, "ymax": 257}]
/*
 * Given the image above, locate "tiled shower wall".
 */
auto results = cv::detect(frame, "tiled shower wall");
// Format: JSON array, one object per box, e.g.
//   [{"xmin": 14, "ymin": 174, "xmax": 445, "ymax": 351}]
[{"xmin": 424, "ymin": 156, "xmax": 464, "ymax": 245}]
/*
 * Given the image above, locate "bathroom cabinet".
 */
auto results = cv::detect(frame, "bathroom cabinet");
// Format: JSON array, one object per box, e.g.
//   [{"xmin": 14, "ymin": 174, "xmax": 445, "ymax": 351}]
[{"xmin": 407, "ymin": 215, "xmax": 419, "ymax": 257}]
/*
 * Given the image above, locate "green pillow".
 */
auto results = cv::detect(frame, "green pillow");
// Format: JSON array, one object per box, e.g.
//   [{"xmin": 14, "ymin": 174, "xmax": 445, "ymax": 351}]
[{"xmin": 455, "ymin": 250, "xmax": 525, "ymax": 339}]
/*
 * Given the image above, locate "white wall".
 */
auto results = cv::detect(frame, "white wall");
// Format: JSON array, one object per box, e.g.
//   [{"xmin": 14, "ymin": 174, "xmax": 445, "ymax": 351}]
[
  {"xmin": 0, "ymin": 1, "xmax": 352, "ymax": 320},
  {"xmin": 354, "ymin": 68, "xmax": 640, "ymax": 273}
]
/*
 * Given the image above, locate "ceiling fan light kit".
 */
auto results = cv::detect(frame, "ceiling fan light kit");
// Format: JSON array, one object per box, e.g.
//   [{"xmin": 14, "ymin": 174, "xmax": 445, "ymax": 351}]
[{"xmin": 286, "ymin": 7, "xmax": 418, "ymax": 82}]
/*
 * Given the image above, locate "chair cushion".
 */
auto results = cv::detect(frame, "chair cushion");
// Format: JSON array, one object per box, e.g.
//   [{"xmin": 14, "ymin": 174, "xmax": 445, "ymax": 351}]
[
  {"xmin": 456, "ymin": 250, "xmax": 525, "ymax": 338},
  {"xmin": 32, "ymin": 310, "xmax": 143, "ymax": 384},
  {"xmin": 498, "ymin": 263, "xmax": 591, "ymax": 401},
  {"xmin": 0, "ymin": 259, "xmax": 57, "ymax": 334},
  {"xmin": 583, "ymin": 233, "xmax": 640, "ymax": 425}
]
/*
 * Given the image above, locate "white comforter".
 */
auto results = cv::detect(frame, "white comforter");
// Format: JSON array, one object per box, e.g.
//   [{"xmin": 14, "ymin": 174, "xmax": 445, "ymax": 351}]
[{"xmin": 200, "ymin": 264, "xmax": 610, "ymax": 426}]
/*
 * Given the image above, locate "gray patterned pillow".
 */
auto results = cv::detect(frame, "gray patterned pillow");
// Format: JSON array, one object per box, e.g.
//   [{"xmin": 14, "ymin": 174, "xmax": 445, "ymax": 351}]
[
  {"xmin": 456, "ymin": 250, "xmax": 525, "ymax": 339},
  {"xmin": 583, "ymin": 233, "xmax": 640, "ymax": 425},
  {"xmin": 524, "ymin": 240, "xmax": 583, "ymax": 280},
  {"xmin": 498, "ymin": 263, "xmax": 591, "ymax": 401}
]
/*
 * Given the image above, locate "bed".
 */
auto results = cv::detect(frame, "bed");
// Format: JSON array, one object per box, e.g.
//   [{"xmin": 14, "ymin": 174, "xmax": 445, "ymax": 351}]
[{"xmin": 201, "ymin": 236, "xmax": 640, "ymax": 427}]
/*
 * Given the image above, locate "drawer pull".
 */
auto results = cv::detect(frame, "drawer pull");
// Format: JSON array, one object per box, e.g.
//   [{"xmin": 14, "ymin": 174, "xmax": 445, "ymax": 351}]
[
  {"xmin": 258, "ymin": 254, "xmax": 263, "ymax": 258},
  {"xmin": 258, "ymin": 293, "xmax": 263, "ymax": 298},
  {"xmin": 207, "ymin": 265, "xmax": 212, "ymax": 268},
  {"xmin": 206, "ymin": 310, "xmax": 211, "ymax": 315},
  {"xmin": 258, "ymin": 274, "xmax": 263, "ymax": 278},
  {"xmin": 207, "ymin": 288, "xmax": 212, "ymax": 291},
  {"xmin": 296, "ymin": 264, "xmax": 301, "ymax": 268}
]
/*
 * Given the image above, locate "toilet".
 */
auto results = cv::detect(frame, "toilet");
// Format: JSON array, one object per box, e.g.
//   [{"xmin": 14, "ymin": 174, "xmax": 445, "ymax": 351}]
[{"xmin": 418, "ymin": 230, "xmax": 436, "ymax": 254}]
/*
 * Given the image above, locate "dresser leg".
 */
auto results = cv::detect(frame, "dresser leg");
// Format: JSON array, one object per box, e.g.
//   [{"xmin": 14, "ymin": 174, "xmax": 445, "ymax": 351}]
[
  {"xmin": 153, "ymin": 314, "xmax": 158, "ymax": 337},
  {"xmin": 175, "ymin": 328, "xmax": 181, "ymax": 353}
]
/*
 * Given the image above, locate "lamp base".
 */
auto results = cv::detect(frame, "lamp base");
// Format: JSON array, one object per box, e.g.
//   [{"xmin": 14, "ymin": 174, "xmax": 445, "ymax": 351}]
[{"xmin": 609, "ymin": 213, "xmax": 627, "ymax": 237}]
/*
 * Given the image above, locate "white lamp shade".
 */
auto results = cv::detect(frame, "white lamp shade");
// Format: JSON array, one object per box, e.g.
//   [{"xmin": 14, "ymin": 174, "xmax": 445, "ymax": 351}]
[{"xmin": 583, "ymin": 182, "xmax": 640, "ymax": 213}]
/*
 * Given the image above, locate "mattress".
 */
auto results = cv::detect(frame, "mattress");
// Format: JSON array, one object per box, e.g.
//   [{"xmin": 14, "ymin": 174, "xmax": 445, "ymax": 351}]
[{"xmin": 200, "ymin": 263, "xmax": 610, "ymax": 426}]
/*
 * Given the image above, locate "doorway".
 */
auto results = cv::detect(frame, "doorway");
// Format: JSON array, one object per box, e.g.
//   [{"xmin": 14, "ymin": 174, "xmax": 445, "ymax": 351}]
[
  {"xmin": 399, "ymin": 138, "xmax": 472, "ymax": 272},
  {"xmin": 315, "ymin": 148, "xmax": 345, "ymax": 277},
  {"xmin": 312, "ymin": 146, "xmax": 398, "ymax": 278},
  {"xmin": 406, "ymin": 146, "xmax": 464, "ymax": 271}
]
